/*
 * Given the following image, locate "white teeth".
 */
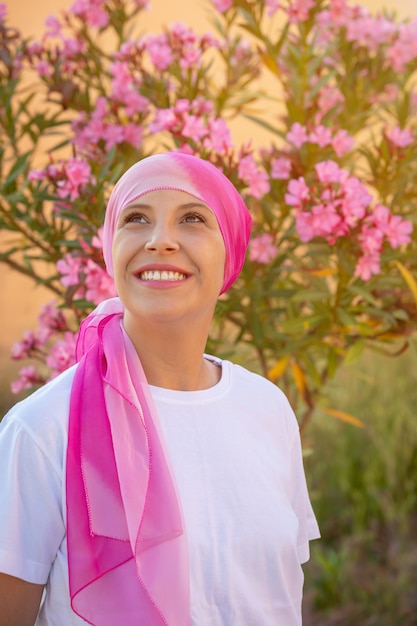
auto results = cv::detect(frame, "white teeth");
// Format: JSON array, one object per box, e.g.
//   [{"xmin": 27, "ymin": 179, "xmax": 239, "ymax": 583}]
[{"xmin": 139, "ymin": 270, "xmax": 187, "ymax": 281}]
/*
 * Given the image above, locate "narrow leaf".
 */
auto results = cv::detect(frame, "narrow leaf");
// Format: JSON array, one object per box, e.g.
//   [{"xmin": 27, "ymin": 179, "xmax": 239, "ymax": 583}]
[
  {"xmin": 394, "ymin": 261, "xmax": 417, "ymax": 308},
  {"xmin": 268, "ymin": 356, "xmax": 289, "ymax": 381},
  {"xmin": 323, "ymin": 408, "xmax": 365, "ymax": 428}
]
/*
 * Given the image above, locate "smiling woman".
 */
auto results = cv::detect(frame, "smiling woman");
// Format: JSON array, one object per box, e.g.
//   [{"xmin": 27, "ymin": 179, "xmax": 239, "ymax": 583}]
[
  {"xmin": 0, "ymin": 152, "xmax": 319, "ymax": 626},
  {"xmin": 112, "ymin": 188, "xmax": 226, "ymax": 355}
]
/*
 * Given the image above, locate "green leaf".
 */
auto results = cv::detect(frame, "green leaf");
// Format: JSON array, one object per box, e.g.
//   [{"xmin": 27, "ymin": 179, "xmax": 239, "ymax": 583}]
[{"xmin": 344, "ymin": 340, "xmax": 366, "ymax": 365}]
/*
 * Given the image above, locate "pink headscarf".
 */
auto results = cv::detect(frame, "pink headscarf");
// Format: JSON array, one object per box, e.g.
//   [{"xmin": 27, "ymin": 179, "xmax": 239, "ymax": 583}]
[
  {"xmin": 102, "ymin": 152, "xmax": 252, "ymax": 293},
  {"xmin": 66, "ymin": 153, "xmax": 251, "ymax": 625}
]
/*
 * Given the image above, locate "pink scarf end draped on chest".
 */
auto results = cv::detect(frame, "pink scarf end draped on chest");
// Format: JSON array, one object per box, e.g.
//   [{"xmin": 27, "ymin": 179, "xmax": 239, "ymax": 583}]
[{"xmin": 66, "ymin": 152, "xmax": 252, "ymax": 625}]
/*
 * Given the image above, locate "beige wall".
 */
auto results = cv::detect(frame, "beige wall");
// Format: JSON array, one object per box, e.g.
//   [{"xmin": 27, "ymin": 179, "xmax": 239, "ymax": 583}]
[{"xmin": 1, "ymin": 0, "xmax": 416, "ymax": 405}]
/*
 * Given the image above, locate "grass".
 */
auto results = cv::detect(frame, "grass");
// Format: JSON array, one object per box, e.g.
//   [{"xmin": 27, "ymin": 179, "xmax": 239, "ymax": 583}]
[{"xmin": 303, "ymin": 343, "xmax": 417, "ymax": 625}]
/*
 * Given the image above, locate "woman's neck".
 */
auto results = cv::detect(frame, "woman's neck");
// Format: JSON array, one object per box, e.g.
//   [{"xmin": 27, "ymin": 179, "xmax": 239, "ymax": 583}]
[{"xmin": 122, "ymin": 314, "xmax": 219, "ymax": 391}]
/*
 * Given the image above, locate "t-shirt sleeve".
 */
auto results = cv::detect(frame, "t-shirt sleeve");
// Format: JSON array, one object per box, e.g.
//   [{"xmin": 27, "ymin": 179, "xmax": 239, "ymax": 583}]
[
  {"xmin": 288, "ymin": 426, "xmax": 320, "ymax": 564},
  {"xmin": 0, "ymin": 412, "xmax": 65, "ymax": 584}
]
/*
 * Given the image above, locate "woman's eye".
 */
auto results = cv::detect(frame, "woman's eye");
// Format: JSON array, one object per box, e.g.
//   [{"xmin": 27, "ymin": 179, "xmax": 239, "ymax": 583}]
[
  {"xmin": 183, "ymin": 212, "xmax": 205, "ymax": 223},
  {"xmin": 124, "ymin": 212, "xmax": 147, "ymax": 224}
]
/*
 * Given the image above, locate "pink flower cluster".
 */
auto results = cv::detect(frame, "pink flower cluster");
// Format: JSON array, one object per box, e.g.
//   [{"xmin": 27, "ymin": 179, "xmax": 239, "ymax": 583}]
[
  {"xmin": 213, "ymin": 0, "xmax": 315, "ymax": 22},
  {"xmin": 24, "ymin": 18, "xmax": 88, "ymax": 79},
  {"xmin": 211, "ymin": 0, "xmax": 233, "ymax": 14},
  {"xmin": 71, "ymin": 96, "xmax": 146, "ymax": 157},
  {"xmin": 385, "ymin": 125, "xmax": 414, "ymax": 149},
  {"xmin": 249, "ymin": 233, "xmax": 279, "ymax": 264},
  {"xmin": 57, "ymin": 249, "xmax": 117, "ymax": 306},
  {"xmin": 286, "ymin": 122, "xmax": 354, "ymax": 157},
  {"xmin": 143, "ymin": 23, "xmax": 219, "ymax": 73},
  {"xmin": 11, "ymin": 367, "xmax": 45, "ymax": 395},
  {"xmin": 28, "ymin": 158, "xmax": 93, "ymax": 201},
  {"xmin": 285, "ymin": 160, "xmax": 413, "ymax": 281},
  {"xmin": 287, "ymin": 0, "xmax": 315, "ymax": 24},
  {"xmin": 69, "ymin": 0, "xmax": 110, "ymax": 28},
  {"xmin": 11, "ymin": 302, "xmax": 76, "ymax": 394},
  {"xmin": 68, "ymin": 0, "xmax": 149, "ymax": 29},
  {"xmin": 313, "ymin": 4, "xmax": 417, "ymax": 74},
  {"xmin": 238, "ymin": 152, "xmax": 270, "ymax": 199},
  {"xmin": 149, "ymin": 98, "xmax": 233, "ymax": 155}
]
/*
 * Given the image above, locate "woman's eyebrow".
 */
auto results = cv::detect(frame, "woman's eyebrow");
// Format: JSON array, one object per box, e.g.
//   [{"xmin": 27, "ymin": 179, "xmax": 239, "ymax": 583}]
[
  {"xmin": 122, "ymin": 202, "xmax": 151, "ymax": 210},
  {"xmin": 122, "ymin": 201, "xmax": 211, "ymax": 211},
  {"xmin": 177, "ymin": 202, "xmax": 211, "ymax": 210}
]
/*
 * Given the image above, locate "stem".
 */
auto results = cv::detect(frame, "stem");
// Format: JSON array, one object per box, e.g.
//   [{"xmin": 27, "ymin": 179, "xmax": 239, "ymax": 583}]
[
  {"xmin": 0, "ymin": 256, "xmax": 62, "ymax": 296},
  {"xmin": 299, "ymin": 404, "xmax": 315, "ymax": 438}
]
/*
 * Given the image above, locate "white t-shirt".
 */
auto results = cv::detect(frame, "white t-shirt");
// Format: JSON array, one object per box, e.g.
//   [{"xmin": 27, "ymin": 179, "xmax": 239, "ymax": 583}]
[{"xmin": 0, "ymin": 357, "xmax": 319, "ymax": 625}]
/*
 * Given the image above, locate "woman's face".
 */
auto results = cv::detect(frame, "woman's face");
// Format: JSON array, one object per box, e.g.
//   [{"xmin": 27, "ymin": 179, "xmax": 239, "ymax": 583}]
[{"xmin": 111, "ymin": 188, "xmax": 226, "ymax": 326}]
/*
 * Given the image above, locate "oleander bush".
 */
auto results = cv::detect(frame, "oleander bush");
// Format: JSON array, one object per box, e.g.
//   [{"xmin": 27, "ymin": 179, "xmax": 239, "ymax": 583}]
[{"xmin": 0, "ymin": 0, "xmax": 416, "ymax": 435}]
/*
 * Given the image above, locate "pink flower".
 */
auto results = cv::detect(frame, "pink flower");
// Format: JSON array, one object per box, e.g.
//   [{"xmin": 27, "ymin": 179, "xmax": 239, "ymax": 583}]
[
  {"xmin": 86, "ymin": 5, "xmax": 109, "ymax": 28},
  {"xmin": 11, "ymin": 366, "xmax": 44, "ymax": 394},
  {"xmin": 286, "ymin": 123, "xmax": 308, "ymax": 148},
  {"xmin": 309, "ymin": 125, "xmax": 332, "ymax": 148},
  {"xmin": 316, "ymin": 85, "xmax": 344, "ymax": 121},
  {"xmin": 295, "ymin": 212, "xmax": 316, "ymax": 243},
  {"xmin": 103, "ymin": 124, "xmax": 125, "ymax": 150},
  {"xmin": 44, "ymin": 14, "xmax": 62, "ymax": 37},
  {"xmin": 56, "ymin": 254, "xmax": 83, "ymax": 287},
  {"xmin": 46, "ymin": 332, "xmax": 77, "ymax": 378},
  {"xmin": 11, "ymin": 331, "xmax": 40, "ymax": 360},
  {"xmin": 149, "ymin": 108, "xmax": 177, "ymax": 133},
  {"xmin": 346, "ymin": 15, "xmax": 395, "ymax": 52},
  {"xmin": 36, "ymin": 60, "xmax": 53, "ymax": 77},
  {"xmin": 332, "ymin": 129, "xmax": 354, "ymax": 157},
  {"xmin": 146, "ymin": 37, "xmax": 174, "ymax": 70},
  {"xmin": 84, "ymin": 259, "xmax": 117, "ymax": 304},
  {"xmin": 247, "ymin": 171, "xmax": 270, "ymax": 199},
  {"xmin": 340, "ymin": 176, "xmax": 372, "ymax": 225},
  {"xmin": 372, "ymin": 204, "xmax": 391, "ymax": 227},
  {"xmin": 265, "ymin": 0, "xmax": 280, "ymax": 17},
  {"xmin": 39, "ymin": 301, "xmax": 67, "ymax": 333},
  {"xmin": 360, "ymin": 225, "xmax": 384, "ymax": 255},
  {"xmin": 123, "ymin": 123, "xmax": 143, "ymax": 148},
  {"xmin": 28, "ymin": 169, "xmax": 46, "ymax": 182},
  {"xmin": 212, "ymin": 0, "xmax": 233, "ymax": 12},
  {"xmin": 203, "ymin": 118, "xmax": 233, "ymax": 152},
  {"xmin": 69, "ymin": 0, "xmax": 109, "ymax": 28},
  {"xmin": 354, "ymin": 253, "xmax": 381, "ymax": 281},
  {"xmin": 271, "ymin": 156, "xmax": 291, "ymax": 180},
  {"xmin": 62, "ymin": 37, "xmax": 86, "ymax": 57},
  {"xmin": 0, "ymin": 4, "xmax": 7, "ymax": 22},
  {"xmin": 181, "ymin": 114, "xmax": 207, "ymax": 140},
  {"xmin": 249, "ymin": 233, "xmax": 278, "ymax": 264},
  {"xmin": 91, "ymin": 227, "xmax": 104, "ymax": 249},
  {"xmin": 311, "ymin": 203, "xmax": 343, "ymax": 240},
  {"xmin": 120, "ymin": 91, "xmax": 149, "ymax": 116},
  {"xmin": 386, "ymin": 126, "xmax": 414, "ymax": 148},
  {"xmin": 287, "ymin": 0, "xmax": 314, "ymax": 23},
  {"xmin": 387, "ymin": 40, "xmax": 415, "ymax": 73},
  {"xmin": 315, "ymin": 160, "xmax": 344, "ymax": 184},
  {"xmin": 285, "ymin": 177, "xmax": 310, "ymax": 208},
  {"xmin": 180, "ymin": 47, "xmax": 201, "ymax": 70},
  {"xmin": 65, "ymin": 158, "xmax": 92, "ymax": 189},
  {"xmin": 385, "ymin": 215, "xmax": 413, "ymax": 249},
  {"xmin": 238, "ymin": 154, "xmax": 270, "ymax": 199}
]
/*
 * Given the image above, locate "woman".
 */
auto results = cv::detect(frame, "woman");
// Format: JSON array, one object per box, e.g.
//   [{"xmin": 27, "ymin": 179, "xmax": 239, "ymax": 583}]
[{"xmin": 0, "ymin": 152, "xmax": 320, "ymax": 626}]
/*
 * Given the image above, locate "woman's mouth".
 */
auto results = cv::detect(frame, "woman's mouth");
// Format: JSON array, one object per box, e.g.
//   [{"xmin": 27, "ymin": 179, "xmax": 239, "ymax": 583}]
[{"xmin": 138, "ymin": 270, "xmax": 188, "ymax": 281}]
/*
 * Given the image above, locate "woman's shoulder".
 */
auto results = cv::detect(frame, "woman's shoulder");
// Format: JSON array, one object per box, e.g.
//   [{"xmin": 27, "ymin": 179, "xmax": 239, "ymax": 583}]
[
  {"xmin": 216, "ymin": 357, "xmax": 300, "ymax": 440},
  {"xmin": 1, "ymin": 364, "xmax": 77, "ymax": 443},
  {"xmin": 222, "ymin": 357, "xmax": 289, "ymax": 399}
]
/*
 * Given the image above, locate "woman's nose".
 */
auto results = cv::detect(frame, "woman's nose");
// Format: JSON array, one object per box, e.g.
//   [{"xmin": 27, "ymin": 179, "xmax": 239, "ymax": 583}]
[{"xmin": 144, "ymin": 223, "xmax": 180, "ymax": 253}]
